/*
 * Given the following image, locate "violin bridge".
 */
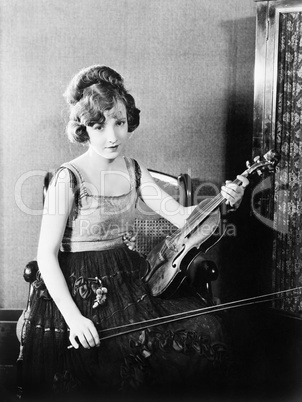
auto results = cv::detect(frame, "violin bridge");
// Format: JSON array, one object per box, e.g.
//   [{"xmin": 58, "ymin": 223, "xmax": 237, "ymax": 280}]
[
  {"xmin": 168, "ymin": 244, "xmax": 179, "ymax": 252},
  {"xmin": 165, "ymin": 236, "xmax": 179, "ymax": 252}
]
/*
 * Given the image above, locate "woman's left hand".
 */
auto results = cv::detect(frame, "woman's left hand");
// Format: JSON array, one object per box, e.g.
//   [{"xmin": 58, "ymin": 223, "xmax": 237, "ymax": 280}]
[
  {"xmin": 123, "ymin": 231, "xmax": 136, "ymax": 251},
  {"xmin": 221, "ymin": 175, "xmax": 249, "ymax": 208}
]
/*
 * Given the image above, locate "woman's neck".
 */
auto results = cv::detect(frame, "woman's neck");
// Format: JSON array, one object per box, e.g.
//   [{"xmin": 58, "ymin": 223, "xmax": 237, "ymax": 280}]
[
  {"xmin": 71, "ymin": 149, "xmax": 129, "ymax": 197},
  {"xmin": 87, "ymin": 146, "xmax": 122, "ymax": 171}
]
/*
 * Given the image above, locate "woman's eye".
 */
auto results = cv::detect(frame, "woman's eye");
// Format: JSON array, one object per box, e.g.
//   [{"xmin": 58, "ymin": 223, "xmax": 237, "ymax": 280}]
[
  {"xmin": 116, "ymin": 120, "xmax": 126, "ymax": 126},
  {"xmin": 93, "ymin": 124, "xmax": 104, "ymax": 131}
]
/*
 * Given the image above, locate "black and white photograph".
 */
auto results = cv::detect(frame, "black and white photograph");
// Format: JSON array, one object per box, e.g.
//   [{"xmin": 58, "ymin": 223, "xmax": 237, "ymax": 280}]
[{"xmin": 0, "ymin": 1, "xmax": 301, "ymax": 401}]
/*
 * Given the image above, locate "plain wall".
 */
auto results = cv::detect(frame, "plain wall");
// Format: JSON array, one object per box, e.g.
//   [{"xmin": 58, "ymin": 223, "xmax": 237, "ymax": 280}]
[{"xmin": 0, "ymin": 0, "xmax": 256, "ymax": 308}]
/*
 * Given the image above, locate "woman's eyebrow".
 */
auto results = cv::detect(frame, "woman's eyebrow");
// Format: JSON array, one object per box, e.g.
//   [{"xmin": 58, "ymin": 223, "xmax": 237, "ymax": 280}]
[{"xmin": 108, "ymin": 109, "xmax": 126, "ymax": 119}]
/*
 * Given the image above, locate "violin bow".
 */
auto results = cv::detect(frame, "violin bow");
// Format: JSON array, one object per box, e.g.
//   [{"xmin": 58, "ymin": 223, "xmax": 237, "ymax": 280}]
[{"xmin": 67, "ymin": 286, "xmax": 301, "ymax": 347}]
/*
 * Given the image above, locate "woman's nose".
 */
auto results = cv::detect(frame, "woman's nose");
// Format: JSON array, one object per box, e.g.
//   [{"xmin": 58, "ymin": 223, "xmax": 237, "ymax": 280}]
[{"xmin": 107, "ymin": 126, "xmax": 118, "ymax": 143}]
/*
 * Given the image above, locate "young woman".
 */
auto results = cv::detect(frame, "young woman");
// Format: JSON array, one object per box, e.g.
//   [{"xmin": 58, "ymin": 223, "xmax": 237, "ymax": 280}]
[{"xmin": 21, "ymin": 65, "xmax": 248, "ymax": 399}]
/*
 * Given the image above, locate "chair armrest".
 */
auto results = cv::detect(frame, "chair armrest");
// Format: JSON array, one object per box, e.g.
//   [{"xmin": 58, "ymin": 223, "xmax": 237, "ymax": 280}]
[
  {"xmin": 23, "ymin": 261, "xmax": 39, "ymax": 283},
  {"xmin": 178, "ymin": 173, "xmax": 193, "ymax": 207}
]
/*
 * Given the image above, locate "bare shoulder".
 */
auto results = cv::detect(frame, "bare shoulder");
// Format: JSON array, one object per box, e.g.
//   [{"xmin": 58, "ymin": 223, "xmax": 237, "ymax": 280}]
[
  {"xmin": 67, "ymin": 152, "xmax": 89, "ymax": 170},
  {"xmin": 62, "ymin": 152, "xmax": 91, "ymax": 183}
]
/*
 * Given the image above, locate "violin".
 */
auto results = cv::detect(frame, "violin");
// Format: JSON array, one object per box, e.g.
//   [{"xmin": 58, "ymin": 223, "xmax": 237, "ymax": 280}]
[{"xmin": 144, "ymin": 150, "xmax": 280, "ymax": 298}]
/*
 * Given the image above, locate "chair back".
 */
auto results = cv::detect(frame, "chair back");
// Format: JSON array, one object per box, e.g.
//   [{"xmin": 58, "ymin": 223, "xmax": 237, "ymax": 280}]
[{"xmin": 134, "ymin": 170, "xmax": 192, "ymax": 256}]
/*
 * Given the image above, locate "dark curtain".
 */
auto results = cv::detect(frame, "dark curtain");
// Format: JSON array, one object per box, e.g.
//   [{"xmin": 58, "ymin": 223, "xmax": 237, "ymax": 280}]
[{"xmin": 272, "ymin": 12, "xmax": 302, "ymax": 314}]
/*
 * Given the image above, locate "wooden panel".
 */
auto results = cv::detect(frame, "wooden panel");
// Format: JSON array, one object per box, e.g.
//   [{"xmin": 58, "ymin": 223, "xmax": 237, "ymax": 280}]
[
  {"xmin": 253, "ymin": 1, "xmax": 269, "ymax": 156},
  {"xmin": 253, "ymin": 1, "xmax": 279, "ymax": 157},
  {"xmin": 0, "ymin": 309, "xmax": 23, "ymax": 366},
  {"xmin": 253, "ymin": 0, "xmax": 302, "ymax": 159}
]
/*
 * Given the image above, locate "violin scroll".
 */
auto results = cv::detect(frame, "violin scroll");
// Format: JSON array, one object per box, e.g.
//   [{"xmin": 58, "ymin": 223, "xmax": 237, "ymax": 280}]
[{"xmin": 243, "ymin": 149, "xmax": 280, "ymax": 179}]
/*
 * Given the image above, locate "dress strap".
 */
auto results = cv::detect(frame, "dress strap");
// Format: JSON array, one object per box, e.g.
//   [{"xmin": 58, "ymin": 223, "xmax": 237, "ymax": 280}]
[
  {"xmin": 53, "ymin": 162, "xmax": 88, "ymax": 201},
  {"xmin": 133, "ymin": 159, "xmax": 141, "ymax": 191},
  {"xmin": 123, "ymin": 156, "xmax": 141, "ymax": 192},
  {"xmin": 60, "ymin": 162, "xmax": 83, "ymax": 186}
]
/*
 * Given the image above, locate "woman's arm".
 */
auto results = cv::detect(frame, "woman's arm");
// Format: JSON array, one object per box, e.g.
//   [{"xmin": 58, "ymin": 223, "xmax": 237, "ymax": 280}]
[
  {"xmin": 138, "ymin": 163, "xmax": 249, "ymax": 228},
  {"xmin": 138, "ymin": 164, "xmax": 195, "ymax": 228},
  {"xmin": 37, "ymin": 169, "xmax": 100, "ymax": 349}
]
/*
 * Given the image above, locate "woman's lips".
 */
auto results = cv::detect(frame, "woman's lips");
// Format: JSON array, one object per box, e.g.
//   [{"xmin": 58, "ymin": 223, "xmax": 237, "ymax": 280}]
[{"xmin": 106, "ymin": 145, "xmax": 119, "ymax": 151}]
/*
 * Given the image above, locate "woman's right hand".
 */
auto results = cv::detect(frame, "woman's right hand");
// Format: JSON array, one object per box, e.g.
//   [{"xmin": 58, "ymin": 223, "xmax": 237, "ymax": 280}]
[{"xmin": 68, "ymin": 315, "xmax": 100, "ymax": 349}]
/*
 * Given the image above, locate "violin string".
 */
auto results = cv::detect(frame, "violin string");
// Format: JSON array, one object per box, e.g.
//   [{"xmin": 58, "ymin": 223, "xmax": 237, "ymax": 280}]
[
  {"xmin": 96, "ymin": 286, "xmax": 302, "ymax": 340},
  {"xmin": 181, "ymin": 177, "xmax": 242, "ymax": 235},
  {"xmin": 182, "ymin": 177, "xmax": 243, "ymax": 236},
  {"xmin": 159, "ymin": 194, "xmax": 224, "ymax": 256},
  {"xmin": 159, "ymin": 177, "xmax": 243, "ymax": 256}
]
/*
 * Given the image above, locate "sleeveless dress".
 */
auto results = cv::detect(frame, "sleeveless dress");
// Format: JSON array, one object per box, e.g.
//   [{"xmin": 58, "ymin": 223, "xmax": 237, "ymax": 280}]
[{"xmin": 21, "ymin": 157, "xmax": 229, "ymax": 400}]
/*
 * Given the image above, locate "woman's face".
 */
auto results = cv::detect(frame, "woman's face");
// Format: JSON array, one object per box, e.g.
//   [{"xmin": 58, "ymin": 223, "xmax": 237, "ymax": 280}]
[{"xmin": 86, "ymin": 101, "xmax": 129, "ymax": 160}]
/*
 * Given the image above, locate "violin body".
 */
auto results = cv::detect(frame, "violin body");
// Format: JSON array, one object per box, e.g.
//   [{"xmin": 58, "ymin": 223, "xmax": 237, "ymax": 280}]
[{"xmin": 144, "ymin": 199, "xmax": 222, "ymax": 297}]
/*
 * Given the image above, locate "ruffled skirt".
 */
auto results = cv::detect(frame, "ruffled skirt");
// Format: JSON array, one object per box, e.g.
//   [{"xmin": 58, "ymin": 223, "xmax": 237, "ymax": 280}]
[{"xmin": 21, "ymin": 245, "xmax": 229, "ymax": 400}]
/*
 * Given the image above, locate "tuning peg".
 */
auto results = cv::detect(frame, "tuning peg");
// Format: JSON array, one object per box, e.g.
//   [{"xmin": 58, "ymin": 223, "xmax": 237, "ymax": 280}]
[
  {"xmin": 246, "ymin": 161, "xmax": 251, "ymax": 168},
  {"xmin": 257, "ymin": 169, "xmax": 262, "ymax": 176},
  {"xmin": 254, "ymin": 156, "xmax": 260, "ymax": 162},
  {"xmin": 264, "ymin": 149, "xmax": 281, "ymax": 165}
]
